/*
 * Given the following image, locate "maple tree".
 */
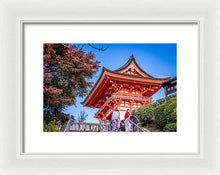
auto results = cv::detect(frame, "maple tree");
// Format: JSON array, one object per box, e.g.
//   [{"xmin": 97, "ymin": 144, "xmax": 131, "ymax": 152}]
[{"xmin": 43, "ymin": 44, "xmax": 100, "ymax": 125}]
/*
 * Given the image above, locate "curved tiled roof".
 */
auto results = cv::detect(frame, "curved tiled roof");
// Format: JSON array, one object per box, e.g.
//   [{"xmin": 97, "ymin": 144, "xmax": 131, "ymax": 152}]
[
  {"xmin": 82, "ymin": 63, "xmax": 171, "ymax": 106},
  {"xmin": 114, "ymin": 54, "xmax": 155, "ymax": 78}
]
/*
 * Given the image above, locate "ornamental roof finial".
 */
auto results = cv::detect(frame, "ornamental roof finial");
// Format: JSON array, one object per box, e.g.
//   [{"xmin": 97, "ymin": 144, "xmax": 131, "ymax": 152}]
[{"xmin": 130, "ymin": 54, "xmax": 135, "ymax": 60}]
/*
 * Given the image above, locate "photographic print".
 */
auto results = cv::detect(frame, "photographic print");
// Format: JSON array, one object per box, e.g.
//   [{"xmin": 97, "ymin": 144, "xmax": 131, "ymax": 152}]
[
  {"xmin": 23, "ymin": 23, "xmax": 198, "ymax": 154},
  {"xmin": 43, "ymin": 43, "xmax": 177, "ymax": 132}
]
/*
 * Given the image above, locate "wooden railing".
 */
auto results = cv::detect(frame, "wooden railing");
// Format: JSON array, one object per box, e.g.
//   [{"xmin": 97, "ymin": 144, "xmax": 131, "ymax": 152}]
[
  {"xmin": 65, "ymin": 119, "xmax": 149, "ymax": 132},
  {"xmin": 98, "ymin": 94, "xmax": 152, "ymax": 114},
  {"xmin": 126, "ymin": 118, "xmax": 147, "ymax": 132},
  {"xmin": 68, "ymin": 122, "xmax": 100, "ymax": 132}
]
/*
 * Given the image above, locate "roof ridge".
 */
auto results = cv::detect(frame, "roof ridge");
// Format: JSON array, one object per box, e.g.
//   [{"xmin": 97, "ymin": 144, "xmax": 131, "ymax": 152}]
[{"xmin": 114, "ymin": 55, "xmax": 155, "ymax": 78}]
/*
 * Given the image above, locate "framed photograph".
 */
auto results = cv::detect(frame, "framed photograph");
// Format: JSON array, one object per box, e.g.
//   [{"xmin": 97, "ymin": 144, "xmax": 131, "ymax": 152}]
[
  {"xmin": 1, "ymin": 0, "xmax": 220, "ymax": 175},
  {"xmin": 22, "ymin": 22, "xmax": 198, "ymax": 155}
]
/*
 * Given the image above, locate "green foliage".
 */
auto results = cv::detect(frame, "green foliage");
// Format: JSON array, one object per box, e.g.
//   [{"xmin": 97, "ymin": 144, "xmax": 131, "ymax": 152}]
[
  {"xmin": 150, "ymin": 102, "xmax": 159, "ymax": 109},
  {"xmin": 151, "ymin": 93, "xmax": 176, "ymax": 108},
  {"xmin": 167, "ymin": 93, "xmax": 177, "ymax": 101},
  {"xmin": 135, "ymin": 105, "xmax": 154, "ymax": 126},
  {"xmin": 154, "ymin": 96, "xmax": 177, "ymax": 130},
  {"xmin": 164, "ymin": 97, "xmax": 177, "ymax": 124},
  {"xmin": 131, "ymin": 108, "xmax": 138, "ymax": 116},
  {"xmin": 131, "ymin": 94, "xmax": 177, "ymax": 129},
  {"xmin": 172, "ymin": 108, "xmax": 177, "ymax": 120},
  {"xmin": 163, "ymin": 123, "xmax": 177, "ymax": 132},
  {"xmin": 156, "ymin": 98, "xmax": 166, "ymax": 105},
  {"xmin": 44, "ymin": 121, "xmax": 60, "ymax": 132},
  {"xmin": 154, "ymin": 103, "xmax": 167, "ymax": 129}
]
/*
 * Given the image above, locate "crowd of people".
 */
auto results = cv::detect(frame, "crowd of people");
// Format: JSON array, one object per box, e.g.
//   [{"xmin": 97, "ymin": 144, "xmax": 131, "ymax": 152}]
[{"xmin": 109, "ymin": 108, "xmax": 139, "ymax": 132}]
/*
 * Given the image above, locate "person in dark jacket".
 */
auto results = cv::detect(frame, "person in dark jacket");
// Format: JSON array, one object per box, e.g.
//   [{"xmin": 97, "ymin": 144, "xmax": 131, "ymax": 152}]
[{"xmin": 130, "ymin": 114, "xmax": 139, "ymax": 132}]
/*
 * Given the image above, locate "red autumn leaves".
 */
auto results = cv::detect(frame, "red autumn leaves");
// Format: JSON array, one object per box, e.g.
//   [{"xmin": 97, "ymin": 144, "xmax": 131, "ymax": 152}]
[{"xmin": 44, "ymin": 44, "xmax": 100, "ymax": 123}]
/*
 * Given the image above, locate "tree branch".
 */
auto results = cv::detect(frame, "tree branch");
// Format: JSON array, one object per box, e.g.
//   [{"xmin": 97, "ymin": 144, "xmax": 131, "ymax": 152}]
[{"xmin": 88, "ymin": 44, "xmax": 109, "ymax": 51}]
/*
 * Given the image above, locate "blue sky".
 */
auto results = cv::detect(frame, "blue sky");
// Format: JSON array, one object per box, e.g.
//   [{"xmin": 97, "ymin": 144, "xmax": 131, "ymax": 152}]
[{"xmin": 64, "ymin": 43, "xmax": 177, "ymax": 123}]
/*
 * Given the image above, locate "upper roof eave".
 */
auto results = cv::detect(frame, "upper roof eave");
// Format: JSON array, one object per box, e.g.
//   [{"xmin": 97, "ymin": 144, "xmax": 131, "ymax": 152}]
[
  {"xmin": 81, "ymin": 67, "xmax": 106, "ymax": 105},
  {"xmin": 105, "ymin": 67, "xmax": 171, "ymax": 81},
  {"xmin": 161, "ymin": 76, "xmax": 177, "ymax": 85},
  {"xmin": 82, "ymin": 66, "xmax": 171, "ymax": 106}
]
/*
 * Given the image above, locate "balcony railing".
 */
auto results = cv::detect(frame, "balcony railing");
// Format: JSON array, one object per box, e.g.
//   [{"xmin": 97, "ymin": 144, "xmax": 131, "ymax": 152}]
[{"xmin": 95, "ymin": 93, "xmax": 153, "ymax": 119}]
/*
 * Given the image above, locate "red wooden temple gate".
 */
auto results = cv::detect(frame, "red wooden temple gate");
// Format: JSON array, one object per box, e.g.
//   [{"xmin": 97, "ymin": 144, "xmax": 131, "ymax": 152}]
[{"xmin": 82, "ymin": 55, "xmax": 171, "ymax": 122}]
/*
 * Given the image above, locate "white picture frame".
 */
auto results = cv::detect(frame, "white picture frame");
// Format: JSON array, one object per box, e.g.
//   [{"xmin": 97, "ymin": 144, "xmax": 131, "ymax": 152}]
[
  {"xmin": 1, "ymin": 0, "xmax": 219, "ymax": 174},
  {"xmin": 22, "ymin": 22, "xmax": 199, "ymax": 155}
]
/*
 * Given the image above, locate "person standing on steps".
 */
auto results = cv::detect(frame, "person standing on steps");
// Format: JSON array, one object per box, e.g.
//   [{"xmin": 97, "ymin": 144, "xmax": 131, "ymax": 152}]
[
  {"xmin": 108, "ymin": 119, "xmax": 112, "ymax": 131},
  {"xmin": 124, "ymin": 109, "xmax": 132, "ymax": 132},
  {"xmin": 130, "ymin": 114, "xmax": 139, "ymax": 132},
  {"xmin": 111, "ymin": 108, "xmax": 120, "ymax": 131}
]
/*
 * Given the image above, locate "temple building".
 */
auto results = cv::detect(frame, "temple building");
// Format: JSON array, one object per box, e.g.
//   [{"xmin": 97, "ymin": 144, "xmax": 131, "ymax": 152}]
[
  {"xmin": 161, "ymin": 77, "xmax": 177, "ymax": 97},
  {"xmin": 82, "ymin": 55, "xmax": 171, "ymax": 122}
]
